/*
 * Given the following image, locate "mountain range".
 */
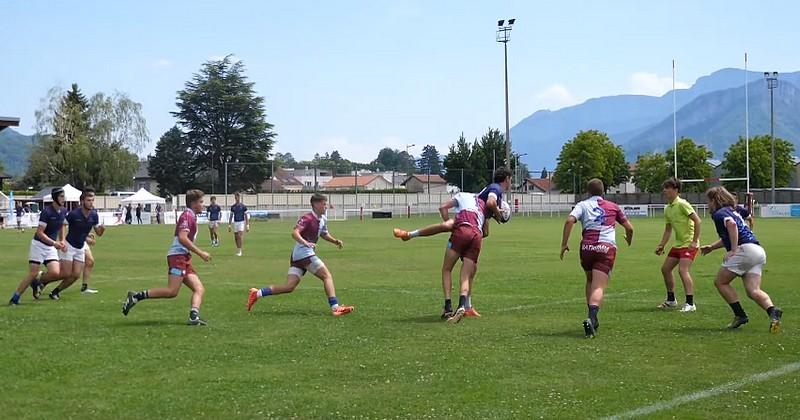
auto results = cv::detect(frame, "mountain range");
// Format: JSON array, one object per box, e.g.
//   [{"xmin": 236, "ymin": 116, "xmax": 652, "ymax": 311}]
[
  {"xmin": 0, "ymin": 128, "xmax": 34, "ymax": 177},
  {"xmin": 512, "ymin": 68, "xmax": 800, "ymax": 171}
]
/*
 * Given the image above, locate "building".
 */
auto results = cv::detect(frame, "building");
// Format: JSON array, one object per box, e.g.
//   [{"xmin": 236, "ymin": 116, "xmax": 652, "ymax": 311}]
[
  {"xmin": 282, "ymin": 167, "xmax": 334, "ymax": 190},
  {"xmin": 132, "ymin": 160, "xmax": 159, "ymax": 194},
  {"xmin": 523, "ymin": 177, "xmax": 560, "ymax": 194},
  {"xmin": 0, "ymin": 116, "xmax": 20, "ymax": 132},
  {"xmin": 323, "ymin": 175, "xmax": 392, "ymax": 191},
  {"xmin": 790, "ymin": 156, "xmax": 800, "ymax": 188},
  {"xmin": 402, "ymin": 174, "xmax": 448, "ymax": 193},
  {"xmin": 261, "ymin": 169, "xmax": 304, "ymax": 192}
]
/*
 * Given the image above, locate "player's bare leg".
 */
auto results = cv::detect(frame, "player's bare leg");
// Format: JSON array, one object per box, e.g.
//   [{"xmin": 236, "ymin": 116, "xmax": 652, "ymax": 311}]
[
  {"xmin": 81, "ymin": 248, "xmax": 98, "ymax": 293},
  {"xmin": 677, "ymin": 258, "xmax": 696, "ymax": 311},
  {"xmin": 714, "ymin": 268, "xmax": 749, "ymax": 329},
  {"xmin": 122, "ymin": 275, "xmax": 182, "ymax": 316},
  {"xmin": 583, "ymin": 270, "xmax": 609, "ymax": 338},
  {"xmin": 447, "ymin": 257, "xmax": 476, "ymax": 324},
  {"xmin": 9, "ymin": 263, "xmax": 43, "ymax": 304},
  {"xmin": 49, "ymin": 260, "xmax": 85, "ymax": 300},
  {"xmin": 248, "ymin": 274, "xmax": 301, "ymax": 311},
  {"xmin": 440, "ymin": 248, "xmax": 459, "ymax": 318},
  {"xmin": 183, "ymin": 274, "xmax": 207, "ymax": 325},
  {"xmin": 394, "ymin": 219, "xmax": 454, "ymax": 241},
  {"xmin": 743, "ymin": 273, "xmax": 782, "ymax": 332},
  {"xmin": 313, "ymin": 266, "xmax": 353, "ymax": 316},
  {"xmin": 657, "ymin": 257, "xmax": 679, "ymax": 309},
  {"xmin": 464, "ymin": 266, "xmax": 480, "ymax": 317}
]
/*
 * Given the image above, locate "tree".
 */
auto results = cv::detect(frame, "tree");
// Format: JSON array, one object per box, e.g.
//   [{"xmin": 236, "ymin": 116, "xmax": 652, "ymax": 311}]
[
  {"xmin": 553, "ymin": 130, "xmax": 630, "ymax": 193},
  {"xmin": 443, "ymin": 133, "xmax": 477, "ymax": 191},
  {"xmin": 667, "ymin": 137, "xmax": 713, "ymax": 192},
  {"xmin": 371, "ymin": 148, "xmax": 415, "ymax": 172},
  {"xmin": 149, "ymin": 127, "xmax": 198, "ymax": 197},
  {"xmin": 25, "ymin": 84, "xmax": 144, "ymax": 191},
  {"xmin": 273, "ymin": 152, "xmax": 297, "ymax": 168},
  {"xmin": 721, "ymin": 135, "xmax": 795, "ymax": 191},
  {"xmin": 633, "ymin": 152, "xmax": 670, "ymax": 193},
  {"xmin": 417, "ymin": 145, "xmax": 443, "ymax": 175},
  {"xmin": 173, "ymin": 55, "xmax": 276, "ymax": 192}
]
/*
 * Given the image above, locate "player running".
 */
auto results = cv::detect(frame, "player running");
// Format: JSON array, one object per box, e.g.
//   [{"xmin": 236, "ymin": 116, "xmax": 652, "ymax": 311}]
[
  {"xmin": 700, "ymin": 186, "xmax": 782, "ymax": 332},
  {"xmin": 122, "ymin": 189, "xmax": 212, "ymax": 325},
  {"xmin": 439, "ymin": 192, "xmax": 496, "ymax": 324},
  {"xmin": 560, "ymin": 179, "xmax": 634, "ymax": 338},
  {"xmin": 228, "ymin": 192, "xmax": 249, "ymax": 256},
  {"xmin": 80, "ymin": 235, "xmax": 99, "ymax": 294},
  {"xmin": 207, "ymin": 196, "xmax": 222, "ymax": 247},
  {"xmin": 392, "ymin": 168, "xmax": 512, "ymax": 241},
  {"xmin": 654, "ymin": 178, "xmax": 701, "ymax": 312},
  {"xmin": 43, "ymin": 188, "xmax": 105, "ymax": 300},
  {"xmin": 8, "ymin": 188, "xmax": 67, "ymax": 305},
  {"xmin": 247, "ymin": 193, "xmax": 354, "ymax": 316}
]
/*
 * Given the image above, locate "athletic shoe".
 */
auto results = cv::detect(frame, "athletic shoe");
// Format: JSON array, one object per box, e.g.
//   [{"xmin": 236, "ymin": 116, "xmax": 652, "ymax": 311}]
[
  {"xmin": 464, "ymin": 307, "xmax": 482, "ymax": 318},
  {"xmin": 122, "ymin": 292, "xmax": 137, "ymax": 316},
  {"xmin": 236, "ymin": 250, "xmax": 243, "ymax": 257},
  {"xmin": 32, "ymin": 280, "xmax": 43, "ymax": 300},
  {"xmin": 441, "ymin": 309, "xmax": 454, "ymax": 320},
  {"xmin": 392, "ymin": 228, "xmax": 411, "ymax": 241},
  {"xmin": 49, "ymin": 291, "xmax": 60, "ymax": 300},
  {"xmin": 769, "ymin": 308, "xmax": 783, "ymax": 333},
  {"xmin": 247, "ymin": 288, "xmax": 259, "ymax": 312},
  {"xmin": 81, "ymin": 286, "xmax": 99, "ymax": 294},
  {"xmin": 727, "ymin": 315, "xmax": 749, "ymax": 329},
  {"xmin": 332, "ymin": 305, "xmax": 354, "ymax": 316},
  {"xmin": 679, "ymin": 303, "xmax": 697, "ymax": 313},
  {"xmin": 187, "ymin": 317, "xmax": 208, "ymax": 326},
  {"xmin": 583, "ymin": 319, "xmax": 597, "ymax": 338},
  {"xmin": 447, "ymin": 307, "xmax": 466, "ymax": 324},
  {"xmin": 657, "ymin": 300, "xmax": 678, "ymax": 309}
]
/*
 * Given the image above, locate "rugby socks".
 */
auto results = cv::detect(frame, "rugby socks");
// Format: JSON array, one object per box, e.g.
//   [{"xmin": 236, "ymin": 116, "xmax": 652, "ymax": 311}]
[
  {"xmin": 458, "ymin": 295, "xmax": 467, "ymax": 309},
  {"xmin": 767, "ymin": 306, "xmax": 778, "ymax": 318},
  {"xmin": 133, "ymin": 290, "xmax": 149, "ymax": 301},
  {"xmin": 51, "ymin": 287, "xmax": 61, "ymax": 296},
  {"xmin": 10, "ymin": 292, "xmax": 20, "ymax": 304},
  {"xmin": 259, "ymin": 287, "xmax": 272, "ymax": 297},
  {"xmin": 409, "ymin": 230, "xmax": 420, "ymax": 238},
  {"xmin": 189, "ymin": 307, "xmax": 200, "ymax": 320},
  {"xmin": 588, "ymin": 305, "xmax": 600, "ymax": 327},
  {"xmin": 465, "ymin": 296, "xmax": 472, "ymax": 309},
  {"xmin": 686, "ymin": 295, "xmax": 694, "ymax": 305},
  {"xmin": 328, "ymin": 296, "xmax": 339, "ymax": 309},
  {"xmin": 444, "ymin": 298, "xmax": 452, "ymax": 313},
  {"xmin": 729, "ymin": 301, "xmax": 747, "ymax": 317},
  {"xmin": 667, "ymin": 292, "xmax": 676, "ymax": 302},
  {"xmin": 80, "ymin": 284, "xmax": 88, "ymax": 292}
]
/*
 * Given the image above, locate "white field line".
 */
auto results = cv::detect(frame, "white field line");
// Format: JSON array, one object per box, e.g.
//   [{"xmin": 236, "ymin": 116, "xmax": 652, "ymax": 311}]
[{"xmin": 604, "ymin": 361, "xmax": 800, "ymax": 420}]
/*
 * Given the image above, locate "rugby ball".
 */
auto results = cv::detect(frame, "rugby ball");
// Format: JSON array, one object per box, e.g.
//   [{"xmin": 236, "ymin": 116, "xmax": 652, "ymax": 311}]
[{"xmin": 500, "ymin": 200, "xmax": 512, "ymax": 223}]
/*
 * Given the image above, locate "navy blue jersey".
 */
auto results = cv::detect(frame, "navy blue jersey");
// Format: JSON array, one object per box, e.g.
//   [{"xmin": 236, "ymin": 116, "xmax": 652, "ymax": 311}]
[
  {"xmin": 65, "ymin": 208, "xmax": 99, "ymax": 248},
  {"xmin": 712, "ymin": 206, "xmax": 759, "ymax": 251},
  {"xmin": 477, "ymin": 183, "xmax": 504, "ymax": 216},
  {"xmin": 34, "ymin": 205, "xmax": 67, "ymax": 244},
  {"xmin": 735, "ymin": 205, "xmax": 751, "ymax": 220},
  {"xmin": 207, "ymin": 204, "xmax": 222, "ymax": 221},
  {"xmin": 231, "ymin": 203, "xmax": 248, "ymax": 222}
]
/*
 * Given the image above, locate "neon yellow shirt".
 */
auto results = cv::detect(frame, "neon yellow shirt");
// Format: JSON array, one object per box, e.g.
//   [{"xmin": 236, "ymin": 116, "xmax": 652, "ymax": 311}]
[{"xmin": 664, "ymin": 197, "xmax": 696, "ymax": 248}]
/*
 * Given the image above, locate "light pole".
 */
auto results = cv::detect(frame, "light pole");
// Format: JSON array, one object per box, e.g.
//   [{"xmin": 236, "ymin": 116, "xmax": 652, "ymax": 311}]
[
  {"xmin": 515, "ymin": 153, "xmax": 528, "ymax": 191},
  {"xmin": 764, "ymin": 71, "xmax": 778, "ymax": 203},
  {"xmin": 496, "ymin": 18, "xmax": 515, "ymax": 168},
  {"xmin": 405, "ymin": 143, "xmax": 415, "ymax": 174}
]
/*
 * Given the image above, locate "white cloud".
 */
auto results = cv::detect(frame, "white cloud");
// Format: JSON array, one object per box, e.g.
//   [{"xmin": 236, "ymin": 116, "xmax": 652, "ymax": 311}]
[
  {"xmin": 629, "ymin": 72, "xmax": 689, "ymax": 96},
  {"xmin": 152, "ymin": 58, "xmax": 172, "ymax": 68},
  {"xmin": 534, "ymin": 84, "xmax": 577, "ymax": 110}
]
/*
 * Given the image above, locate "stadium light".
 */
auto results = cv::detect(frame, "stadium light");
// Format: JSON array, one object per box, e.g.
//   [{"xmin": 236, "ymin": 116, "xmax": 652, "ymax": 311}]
[
  {"xmin": 496, "ymin": 18, "xmax": 516, "ymax": 168},
  {"xmin": 764, "ymin": 71, "xmax": 778, "ymax": 203},
  {"xmin": 516, "ymin": 153, "xmax": 528, "ymax": 191}
]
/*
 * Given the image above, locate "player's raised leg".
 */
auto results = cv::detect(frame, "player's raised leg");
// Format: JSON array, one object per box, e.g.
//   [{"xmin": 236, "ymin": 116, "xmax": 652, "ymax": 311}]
[
  {"xmin": 393, "ymin": 219, "xmax": 455, "ymax": 241},
  {"xmin": 247, "ymin": 270, "xmax": 302, "ymax": 311}
]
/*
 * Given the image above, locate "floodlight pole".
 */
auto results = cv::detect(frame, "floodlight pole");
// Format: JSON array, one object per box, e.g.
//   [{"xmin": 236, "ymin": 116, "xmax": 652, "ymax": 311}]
[
  {"xmin": 765, "ymin": 71, "xmax": 778, "ymax": 203},
  {"xmin": 497, "ymin": 19, "xmax": 515, "ymax": 167}
]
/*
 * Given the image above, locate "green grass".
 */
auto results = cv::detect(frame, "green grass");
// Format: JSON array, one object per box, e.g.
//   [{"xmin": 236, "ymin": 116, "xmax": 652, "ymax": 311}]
[{"xmin": 1, "ymin": 216, "xmax": 798, "ymax": 419}]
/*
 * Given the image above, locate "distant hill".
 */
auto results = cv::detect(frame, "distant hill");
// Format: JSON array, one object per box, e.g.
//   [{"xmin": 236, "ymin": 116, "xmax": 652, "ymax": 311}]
[
  {"xmin": 0, "ymin": 128, "xmax": 34, "ymax": 176},
  {"xmin": 512, "ymin": 69, "xmax": 800, "ymax": 170}
]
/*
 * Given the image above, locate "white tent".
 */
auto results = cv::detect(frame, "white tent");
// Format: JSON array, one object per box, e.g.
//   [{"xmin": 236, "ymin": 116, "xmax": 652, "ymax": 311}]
[
  {"xmin": 120, "ymin": 188, "xmax": 166, "ymax": 204},
  {"xmin": 43, "ymin": 183, "xmax": 82, "ymax": 202}
]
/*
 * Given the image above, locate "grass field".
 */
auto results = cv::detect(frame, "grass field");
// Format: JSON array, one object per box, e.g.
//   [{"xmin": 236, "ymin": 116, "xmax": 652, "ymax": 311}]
[{"xmin": 1, "ymin": 215, "xmax": 798, "ymax": 419}]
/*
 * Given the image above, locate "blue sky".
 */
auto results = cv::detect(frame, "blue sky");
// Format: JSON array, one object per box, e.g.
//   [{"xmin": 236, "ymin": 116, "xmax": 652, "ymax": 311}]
[{"xmin": 2, "ymin": 0, "xmax": 799, "ymax": 164}]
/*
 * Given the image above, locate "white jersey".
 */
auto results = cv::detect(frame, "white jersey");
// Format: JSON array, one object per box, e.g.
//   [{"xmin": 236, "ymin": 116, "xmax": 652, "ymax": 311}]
[
  {"xmin": 568, "ymin": 196, "xmax": 627, "ymax": 247},
  {"xmin": 452, "ymin": 193, "xmax": 486, "ymax": 234}
]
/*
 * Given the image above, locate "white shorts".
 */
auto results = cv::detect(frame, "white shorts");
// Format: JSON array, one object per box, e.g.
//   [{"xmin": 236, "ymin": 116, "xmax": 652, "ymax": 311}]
[
  {"xmin": 28, "ymin": 239, "xmax": 59, "ymax": 265},
  {"xmin": 722, "ymin": 243, "xmax": 766, "ymax": 276},
  {"xmin": 209, "ymin": 220, "xmax": 219, "ymax": 229},
  {"xmin": 233, "ymin": 221, "xmax": 246, "ymax": 233},
  {"xmin": 58, "ymin": 242, "xmax": 88, "ymax": 263}
]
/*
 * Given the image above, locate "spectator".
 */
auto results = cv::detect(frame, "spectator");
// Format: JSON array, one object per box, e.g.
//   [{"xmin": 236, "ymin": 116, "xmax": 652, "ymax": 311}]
[
  {"xmin": 136, "ymin": 203, "xmax": 143, "ymax": 224},
  {"xmin": 155, "ymin": 203, "xmax": 163, "ymax": 224},
  {"xmin": 125, "ymin": 203, "xmax": 132, "ymax": 224}
]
